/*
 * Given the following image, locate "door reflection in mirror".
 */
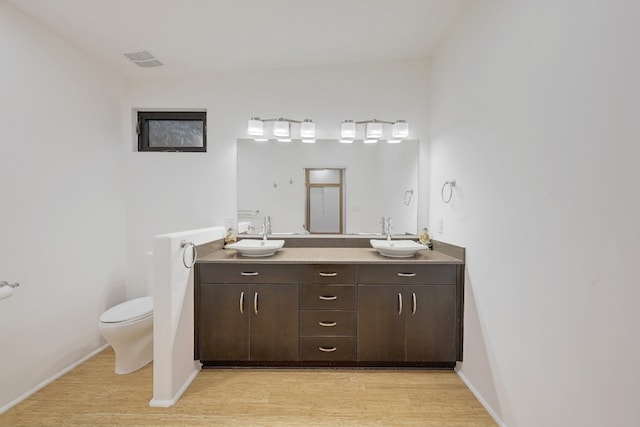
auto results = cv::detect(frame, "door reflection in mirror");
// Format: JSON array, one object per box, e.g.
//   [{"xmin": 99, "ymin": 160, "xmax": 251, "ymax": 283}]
[{"xmin": 306, "ymin": 168, "xmax": 344, "ymax": 234}]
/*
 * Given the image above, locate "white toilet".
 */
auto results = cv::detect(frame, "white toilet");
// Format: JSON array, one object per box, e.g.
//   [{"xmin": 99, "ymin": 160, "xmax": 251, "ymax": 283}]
[{"xmin": 99, "ymin": 253, "xmax": 154, "ymax": 375}]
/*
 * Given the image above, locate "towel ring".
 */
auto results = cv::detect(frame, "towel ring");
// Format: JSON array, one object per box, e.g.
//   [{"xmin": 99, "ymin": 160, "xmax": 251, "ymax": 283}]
[
  {"xmin": 180, "ymin": 240, "xmax": 198, "ymax": 269},
  {"xmin": 441, "ymin": 180, "xmax": 456, "ymax": 204}
]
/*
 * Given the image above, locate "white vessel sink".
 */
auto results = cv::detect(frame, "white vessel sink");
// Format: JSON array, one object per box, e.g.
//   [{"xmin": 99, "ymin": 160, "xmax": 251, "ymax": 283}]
[
  {"xmin": 370, "ymin": 239, "xmax": 427, "ymax": 258},
  {"xmin": 226, "ymin": 239, "xmax": 285, "ymax": 257}
]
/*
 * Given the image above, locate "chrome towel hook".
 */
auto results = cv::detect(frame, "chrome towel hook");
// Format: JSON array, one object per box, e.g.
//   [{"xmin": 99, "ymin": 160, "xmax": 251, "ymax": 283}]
[
  {"xmin": 180, "ymin": 240, "xmax": 198, "ymax": 269},
  {"xmin": 441, "ymin": 180, "xmax": 456, "ymax": 204}
]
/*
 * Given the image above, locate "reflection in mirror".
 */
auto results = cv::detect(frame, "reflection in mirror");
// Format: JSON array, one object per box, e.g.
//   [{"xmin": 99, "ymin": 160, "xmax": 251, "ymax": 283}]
[
  {"xmin": 306, "ymin": 168, "xmax": 344, "ymax": 234},
  {"xmin": 237, "ymin": 139, "xmax": 419, "ymax": 235}
]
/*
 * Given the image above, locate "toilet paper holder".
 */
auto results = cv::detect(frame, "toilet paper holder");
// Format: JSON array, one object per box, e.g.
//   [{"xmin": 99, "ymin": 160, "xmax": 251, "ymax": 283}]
[{"xmin": 0, "ymin": 281, "xmax": 20, "ymax": 288}]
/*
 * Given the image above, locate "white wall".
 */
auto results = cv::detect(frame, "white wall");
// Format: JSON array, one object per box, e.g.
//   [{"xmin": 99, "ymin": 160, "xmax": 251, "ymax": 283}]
[
  {"xmin": 124, "ymin": 61, "xmax": 430, "ymax": 296},
  {"xmin": 0, "ymin": 2, "xmax": 126, "ymax": 410},
  {"xmin": 428, "ymin": 1, "xmax": 640, "ymax": 426}
]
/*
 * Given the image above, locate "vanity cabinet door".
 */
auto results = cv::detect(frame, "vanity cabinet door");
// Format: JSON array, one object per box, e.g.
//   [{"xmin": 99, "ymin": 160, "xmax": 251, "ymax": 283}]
[
  {"xmin": 250, "ymin": 284, "xmax": 299, "ymax": 361},
  {"xmin": 406, "ymin": 285, "xmax": 457, "ymax": 362},
  {"xmin": 199, "ymin": 284, "xmax": 250, "ymax": 361},
  {"xmin": 357, "ymin": 285, "xmax": 406, "ymax": 362}
]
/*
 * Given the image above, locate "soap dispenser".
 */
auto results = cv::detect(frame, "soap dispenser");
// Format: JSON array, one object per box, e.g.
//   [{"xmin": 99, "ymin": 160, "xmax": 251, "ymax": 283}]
[
  {"xmin": 419, "ymin": 227, "xmax": 432, "ymax": 249},
  {"xmin": 224, "ymin": 228, "xmax": 238, "ymax": 245}
]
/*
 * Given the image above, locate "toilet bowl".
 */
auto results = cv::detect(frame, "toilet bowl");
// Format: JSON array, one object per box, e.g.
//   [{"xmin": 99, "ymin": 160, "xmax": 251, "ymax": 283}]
[{"xmin": 99, "ymin": 296, "xmax": 153, "ymax": 374}]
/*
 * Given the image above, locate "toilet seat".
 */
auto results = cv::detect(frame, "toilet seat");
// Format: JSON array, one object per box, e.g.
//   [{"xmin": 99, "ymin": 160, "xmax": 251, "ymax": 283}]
[{"xmin": 100, "ymin": 297, "xmax": 153, "ymax": 324}]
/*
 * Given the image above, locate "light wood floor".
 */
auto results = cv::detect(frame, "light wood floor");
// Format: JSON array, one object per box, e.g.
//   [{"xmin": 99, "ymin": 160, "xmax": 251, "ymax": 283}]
[{"xmin": 0, "ymin": 349, "xmax": 496, "ymax": 426}]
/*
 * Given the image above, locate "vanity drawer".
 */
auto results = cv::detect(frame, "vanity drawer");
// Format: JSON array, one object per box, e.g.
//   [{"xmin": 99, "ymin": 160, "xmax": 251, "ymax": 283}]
[
  {"xmin": 300, "ymin": 264, "xmax": 357, "ymax": 285},
  {"xmin": 299, "ymin": 337, "xmax": 356, "ymax": 361},
  {"xmin": 300, "ymin": 310, "xmax": 356, "ymax": 337},
  {"xmin": 358, "ymin": 264, "xmax": 457, "ymax": 285},
  {"xmin": 300, "ymin": 285, "xmax": 357, "ymax": 310},
  {"xmin": 198, "ymin": 263, "xmax": 298, "ymax": 284}
]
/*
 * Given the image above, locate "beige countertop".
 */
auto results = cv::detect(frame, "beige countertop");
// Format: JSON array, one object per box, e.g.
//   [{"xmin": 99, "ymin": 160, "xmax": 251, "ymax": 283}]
[{"xmin": 197, "ymin": 246, "xmax": 463, "ymax": 264}]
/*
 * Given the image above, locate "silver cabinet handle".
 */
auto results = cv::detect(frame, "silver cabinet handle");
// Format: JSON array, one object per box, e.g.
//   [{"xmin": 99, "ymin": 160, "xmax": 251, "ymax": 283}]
[
  {"xmin": 319, "ymin": 346, "xmax": 337, "ymax": 353},
  {"xmin": 397, "ymin": 272, "xmax": 416, "ymax": 277},
  {"xmin": 319, "ymin": 321, "xmax": 337, "ymax": 327},
  {"xmin": 398, "ymin": 293, "xmax": 403, "ymax": 315},
  {"xmin": 319, "ymin": 295, "xmax": 338, "ymax": 301},
  {"xmin": 241, "ymin": 272, "xmax": 259, "ymax": 276},
  {"xmin": 239, "ymin": 291, "xmax": 245, "ymax": 314},
  {"xmin": 319, "ymin": 272, "xmax": 337, "ymax": 277},
  {"xmin": 254, "ymin": 292, "xmax": 259, "ymax": 314},
  {"xmin": 412, "ymin": 292, "xmax": 417, "ymax": 315}
]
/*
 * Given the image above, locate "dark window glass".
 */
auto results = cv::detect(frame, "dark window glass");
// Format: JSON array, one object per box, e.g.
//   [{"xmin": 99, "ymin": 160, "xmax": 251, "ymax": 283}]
[{"xmin": 137, "ymin": 111, "xmax": 206, "ymax": 152}]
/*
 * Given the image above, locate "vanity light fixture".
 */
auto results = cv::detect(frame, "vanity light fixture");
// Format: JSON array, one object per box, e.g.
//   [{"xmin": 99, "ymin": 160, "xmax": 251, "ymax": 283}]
[
  {"xmin": 302, "ymin": 138, "xmax": 316, "ymax": 143},
  {"xmin": 277, "ymin": 138, "xmax": 292, "ymax": 142},
  {"xmin": 247, "ymin": 117, "xmax": 315, "ymax": 141},
  {"xmin": 339, "ymin": 138, "xmax": 354, "ymax": 144},
  {"xmin": 339, "ymin": 119, "xmax": 409, "ymax": 142}
]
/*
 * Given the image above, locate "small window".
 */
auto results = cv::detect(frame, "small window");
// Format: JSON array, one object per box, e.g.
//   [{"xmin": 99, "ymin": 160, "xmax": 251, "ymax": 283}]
[{"xmin": 137, "ymin": 111, "xmax": 206, "ymax": 152}]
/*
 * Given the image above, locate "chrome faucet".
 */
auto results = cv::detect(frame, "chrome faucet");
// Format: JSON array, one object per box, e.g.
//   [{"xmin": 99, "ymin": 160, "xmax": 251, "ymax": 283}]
[
  {"xmin": 385, "ymin": 217, "xmax": 393, "ymax": 240},
  {"xmin": 262, "ymin": 216, "xmax": 271, "ymax": 240},
  {"xmin": 380, "ymin": 216, "xmax": 393, "ymax": 240}
]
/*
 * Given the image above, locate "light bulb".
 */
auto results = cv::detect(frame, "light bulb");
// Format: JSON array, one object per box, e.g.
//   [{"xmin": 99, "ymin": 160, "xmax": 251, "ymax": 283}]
[
  {"xmin": 365, "ymin": 122, "xmax": 383, "ymax": 139},
  {"xmin": 273, "ymin": 120, "xmax": 290, "ymax": 137},
  {"xmin": 341, "ymin": 120, "xmax": 356, "ymax": 138},
  {"xmin": 300, "ymin": 119, "xmax": 315, "ymax": 138},
  {"xmin": 248, "ymin": 117, "xmax": 264, "ymax": 136},
  {"xmin": 392, "ymin": 120, "xmax": 409, "ymax": 138}
]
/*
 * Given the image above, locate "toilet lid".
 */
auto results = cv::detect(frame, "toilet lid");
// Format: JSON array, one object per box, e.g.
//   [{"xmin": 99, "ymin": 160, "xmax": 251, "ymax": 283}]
[{"xmin": 100, "ymin": 297, "xmax": 153, "ymax": 323}]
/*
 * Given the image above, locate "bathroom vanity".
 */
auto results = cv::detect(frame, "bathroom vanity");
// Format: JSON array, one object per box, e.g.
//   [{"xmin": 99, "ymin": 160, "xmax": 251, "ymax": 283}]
[{"xmin": 194, "ymin": 237, "xmax": 464, "ymax": 368}]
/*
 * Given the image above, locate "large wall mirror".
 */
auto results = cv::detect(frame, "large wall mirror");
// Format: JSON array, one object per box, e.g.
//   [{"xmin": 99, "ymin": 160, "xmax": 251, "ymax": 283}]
[{"xmin": 237, "ymin": 138, "xmax": 419, "ymax": 235}]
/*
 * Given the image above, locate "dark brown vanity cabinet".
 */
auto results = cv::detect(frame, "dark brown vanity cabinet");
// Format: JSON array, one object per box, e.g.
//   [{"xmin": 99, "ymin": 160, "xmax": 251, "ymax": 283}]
[
  {"xmin": 195, "ymin": 257, "xmax": 463, "ymax": 367},
  {"xmin": 357, "ymin": 264, "xmax": 459, "ymax": 364},
  {"xmin": 299, "ymin": 264, "xmax": 357, "ymax": 362},
  {"xmin": 196, "ymin": 264, "xmax": 299, "ymax": 363}
]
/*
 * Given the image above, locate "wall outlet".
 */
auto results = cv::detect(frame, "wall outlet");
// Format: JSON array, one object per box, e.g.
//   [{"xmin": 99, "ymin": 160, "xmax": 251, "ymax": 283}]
[{"xmin": 438, "ymin": 218, "xmax": 444, "ymax": 234}]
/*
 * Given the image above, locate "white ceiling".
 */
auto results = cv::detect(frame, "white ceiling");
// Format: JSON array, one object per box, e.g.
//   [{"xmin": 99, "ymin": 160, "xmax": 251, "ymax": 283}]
[{"xmin": 8, "ymin": 0, "xmax": 469, "ymax": 78}]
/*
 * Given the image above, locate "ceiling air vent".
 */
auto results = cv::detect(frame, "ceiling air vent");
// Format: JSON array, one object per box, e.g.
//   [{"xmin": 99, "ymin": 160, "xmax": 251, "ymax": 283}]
[{"xmin": 124, "ymin": 50, "xmax": 163, "ymax": 68}]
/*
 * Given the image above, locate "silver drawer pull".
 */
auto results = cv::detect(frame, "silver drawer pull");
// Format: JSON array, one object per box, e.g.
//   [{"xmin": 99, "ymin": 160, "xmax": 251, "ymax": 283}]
[
  {"xmin": 397, "ymin": 272, "xmax": 416, "ymax": 277},
  {"xmin": 319, "ymin": 295, "xmax": 338, "ymax": 301},
  {"xmin": 319, "ymin": 346, "xmax": 337, "ymax": 353},
  {"xmin": 412, "ymin": 292, "xmax": 417, "ymax": 315},
  {"xmin": 319, "ymin": 272, "xmax": 338, "ymax": 277},
  {"xmin": 241, "ymin": 272, "xmax": 259, "ymax": 276},
  {"xmin": 319, "ymin": 321, "xmax": 337, "ymax": 327}
]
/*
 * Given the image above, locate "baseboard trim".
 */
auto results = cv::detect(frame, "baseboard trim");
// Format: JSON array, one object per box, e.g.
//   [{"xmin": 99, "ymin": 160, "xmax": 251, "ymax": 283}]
[
  {"xmin": 456, "ymin": 369, "xmax": 508, "ymax": 427},
  {"xmin": 149, "ymin": 362, "xmax": 201, "ymax": 408},
  {"xmin": 0, "ymin": 344, "xmax": 109, "ymax": 415}
]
